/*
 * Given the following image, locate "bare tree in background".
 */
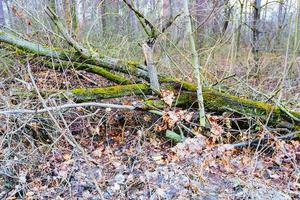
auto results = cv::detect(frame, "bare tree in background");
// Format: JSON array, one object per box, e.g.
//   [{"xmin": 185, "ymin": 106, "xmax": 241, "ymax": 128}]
[
  {"xmin": 100, "ymin": 0, "xmax": 108, "ymax": 37},
  {"xmin": 237, "ymin": 0, "xmax": 245, "ymax": 50},
  {"xmin": 63, "ymin": 0, "xmax": 78, "ymax": 36},
  {"xmin": 295, "ymin": 0, "xmax": 300, "ymax": 52},
  {"xmin": 252, "ymin": 0, "xmax": 261, "ymax": 73},
  {"xmin": 0, "ymin": 0, "xmax": 5, "ymax": 26},
  {"xmin": 100, "ymin": 0, "xmax": 120, "ymax": 37},
  {"xmin": 276, "ymin": 0, "xmax": 284, "ymax": 48},
  {"xmin": 127, "ymin": 4, "xmax": 138, "ymax": 35},
  {"xmin": 222, "ymin": 0, "xmax": 231, "ymax": 34},
  {"xmin": 161, "ymin": 0, "xmax": 173, "ymax": 25}
]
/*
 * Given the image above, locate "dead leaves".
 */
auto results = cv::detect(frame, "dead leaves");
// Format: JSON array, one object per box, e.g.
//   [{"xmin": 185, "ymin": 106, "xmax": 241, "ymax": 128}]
[
  {"xmin": 154, "ymin": 109, "xmax": 194, "ymax": 132},
  {"xmin": 161, "ymin": 89, "xmax": 175, "ymax": 107}
]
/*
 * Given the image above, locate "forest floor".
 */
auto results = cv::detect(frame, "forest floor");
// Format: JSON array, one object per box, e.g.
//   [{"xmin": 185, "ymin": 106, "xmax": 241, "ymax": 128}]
[{"xmin": 0, "ymin": 57, "xmax": 299, "ymax": 200}]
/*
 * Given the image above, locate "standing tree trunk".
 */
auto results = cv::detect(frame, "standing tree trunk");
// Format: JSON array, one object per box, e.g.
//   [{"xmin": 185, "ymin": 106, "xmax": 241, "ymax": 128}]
[
  {"xmin": 252, "ymin": 0, "xmax": 261, "ymax": 73},
  {"xmin": 81, "ymin": 0, "xmax": 86, "ymax": 23},
  {"xmin": 113, "ymin": 0, "xmax": 120, "ymax": 33},
  {"xmin": 78, "ymin": 0, "xmax": 87, "ymax": 37},
  {"xmin": 0, "ymin": 0, "xmax": 5, "ymax": 26},
  {"xmin": 236, "ymin": 0, "xmax": 244, "ymax": 50},
  {"xmin": 160, "ymin": 0, "xmax": 173, "ymax": 66},
  {"xmin": 183, "ymin": 0, "xmax": 206, "ymax": 127},
  {"xmin": 100, "ymin": 0, "xmax": 107, "ymax": 37},
  {"xmin": 161, "ymin": 0, "xmax": 173, "ymax": 27},
  {"xmin": 276, "ymin": 0, "xmax": 284, "ymax": 48},
  {"xmin": 100, "ymin": 0, "xmax": 120, "ymax": 37},
  {"xmin": 121, "ymin": 0, "xmax": 161, "ymax": 93},
  {"xmin": 63, "ymin": 0, "xmax": 77, "ymax": 36},
  {"xmin": 295, "ymin": 0, "xmax": 300, "ymax": 52},
  {"xmin": 222, "ymin": 0, "xmax": 231, "ymax": 34}
]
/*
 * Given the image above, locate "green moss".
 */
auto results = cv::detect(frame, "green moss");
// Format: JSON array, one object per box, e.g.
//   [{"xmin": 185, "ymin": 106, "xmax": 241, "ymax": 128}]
[
  {"xmin": 15, "ymin": 48, "xmax": 24, "ymax": 55},
  {"xmin": 143, "ymin": 99, "xmax": 166, "ymax": 109},
  {"xmin": 72, "ymin": 62, "xmax": 132, "ymax": 84},
  {"xmin": 127, "ymin": 60, "xmax": 140, "ymax": 66},
  {"xmin": 45, "ymin": 60, "xmax": 132, "ymax": 85},
  {"xmin": 203, "ymin": 89, "xmax": 275, "ymax": 115},
  {"xmin": 143, "ymin": 85, "xmax": 300, "ymax": 130},
  {"xmin": 71, "ymin": 84, "xmax": 151, "ymax": 101},
  {"xmin": 159, "ymin": 76, "xmax": 197, "ymax": 91}
]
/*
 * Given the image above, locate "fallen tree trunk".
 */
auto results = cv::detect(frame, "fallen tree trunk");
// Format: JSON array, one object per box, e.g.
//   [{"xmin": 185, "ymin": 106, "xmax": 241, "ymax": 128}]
[
  {"xmin": 0, "ymin": 30, "xmax": 200, "ymax": 88},
  {"xmin": 66, "ymin": 84, "xmax": 300, "ymax": 131},
  {"xmin": 0, "ymin": 30, "xmax": 148, "ymax": 79},
  {"xmin": 68, "ymin": 84, "xmax": 151, "ymax": 101},
  {"xmin": 44, "ymin": 60, "xmax": 133, "ymax": 85}
]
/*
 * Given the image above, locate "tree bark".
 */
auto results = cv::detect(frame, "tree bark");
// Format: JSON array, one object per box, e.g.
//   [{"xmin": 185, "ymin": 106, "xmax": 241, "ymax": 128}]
[
  {"xmin": 44, "ymin": 60, "xmax": 133, "ymax": 85},
  {"xmin": 276, "ymin": 0, "xmax": 284, "ymax": 48},
  {"xmin": 63, "ymin": 0, "xmax": 77, "ymax": 36},
  {"xmin": 100, "ymin": 0, "xmax": 107, "ymax": 37},
  {"xmin": 142, "ymin": 43, "xmax": 160, "ymax": 93},
  {"xmin": 252, "ymin": 0, "xmax": 261, "ymax": 72},
  {"xmin": 100, "ymin": 0, "xmax": 120, "ymax": 36},
  {"xmin": 236, "ymin": 0, "xmax": 244, "ymax": 50},
  {"xmin": 295, "ymin": 0, "xmax": 300, "ymax": 52},
  {"xmin": 222, "ymin": 0, "xmax": 231, "ymax": 34}
]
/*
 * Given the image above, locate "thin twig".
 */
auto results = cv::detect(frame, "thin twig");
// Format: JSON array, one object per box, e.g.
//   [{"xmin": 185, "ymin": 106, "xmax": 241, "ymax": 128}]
[{"xmin": 0, "ymin": 102, "xmax": 136, "ymax": 115}]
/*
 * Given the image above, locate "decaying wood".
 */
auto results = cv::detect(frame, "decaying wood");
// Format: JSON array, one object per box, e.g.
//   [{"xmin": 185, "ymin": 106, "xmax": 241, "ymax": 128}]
[{"xmin": 65, "ymin": 84, "xmax": 300, "ymax": 131}]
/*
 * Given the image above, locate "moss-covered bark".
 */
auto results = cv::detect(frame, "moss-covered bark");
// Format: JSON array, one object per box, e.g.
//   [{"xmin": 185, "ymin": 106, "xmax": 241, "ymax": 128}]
[
  {"xmin": 45, "ymin": 60, "xmax": 132, "ymax": 85},
  {"xmin": 159, "ymin": 76, "xmax": 197, "ymax": 91},
  {"xmin": 0, "ymin": 30, "xmax": 148, "ymax": 79},
  {"xmin": 69, "ymin": 84, "xmax": 151, "ymax": 102},
  {"xmin": 69, "ymin": 84, "xmax": 300, "ymax": 130},
  {"xmin": 145, "ymin": 88, "xmax": 300, "ymax": 130},
  {"xmin": 0, "ymin": 30, "xmax": 78, "ymax": 60}
]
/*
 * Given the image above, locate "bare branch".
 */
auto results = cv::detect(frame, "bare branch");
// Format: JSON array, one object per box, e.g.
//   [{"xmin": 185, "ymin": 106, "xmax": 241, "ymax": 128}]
[{"xmin": 0, "ymin": 102, "xmax": 136, "ymax": 116}]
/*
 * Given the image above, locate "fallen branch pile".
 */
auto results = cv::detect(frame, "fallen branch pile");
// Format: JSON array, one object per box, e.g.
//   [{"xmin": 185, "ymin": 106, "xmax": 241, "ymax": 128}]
[{"xmin": 0, "ymin": 9, "xmax": 299, "ymax": 135}]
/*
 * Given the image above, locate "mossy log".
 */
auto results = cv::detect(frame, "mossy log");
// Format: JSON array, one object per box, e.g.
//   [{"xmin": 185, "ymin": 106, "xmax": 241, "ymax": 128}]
[
  {"xmin": 68, "ymin": 84, "xmax": 300, "ymax": 131},
  {"xmin": 0, "ymin": 30, "xmax": 148, "ymax": 79},
  {"xmin": 44, "ymin": 60, "xmax": 133, "ymax": 85},
  {"xmin": 68, "ymin": 84, "xmax": 152, "ymax": 102},
  {"xmin": 0, "ymin": 30, "xmax": 197, "ymax": 84}
]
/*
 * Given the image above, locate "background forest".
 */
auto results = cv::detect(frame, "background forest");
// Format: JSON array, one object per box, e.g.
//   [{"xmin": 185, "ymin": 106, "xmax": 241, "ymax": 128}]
[{"xmin": 0, "ymin": 0, "xmax": 299, "ymax": 199}]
